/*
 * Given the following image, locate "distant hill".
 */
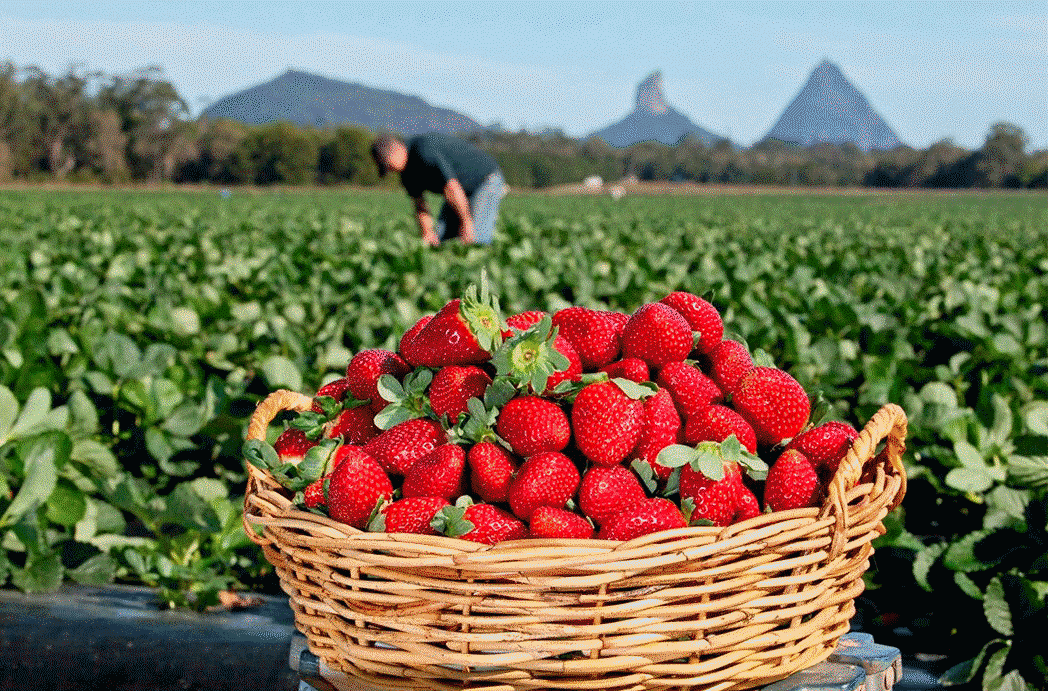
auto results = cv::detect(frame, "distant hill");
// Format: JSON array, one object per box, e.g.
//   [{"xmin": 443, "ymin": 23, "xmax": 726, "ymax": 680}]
[
  {"xmin": 202, "ymin": 69, "xmax": 483, "ymax": 135},
  {"xmin": 590, "ymin": 71, "xmax": 724, "ymax": 147},
  {"xmin": 762, "ymin": 60, "xmax": 902, "ymax": 151}
]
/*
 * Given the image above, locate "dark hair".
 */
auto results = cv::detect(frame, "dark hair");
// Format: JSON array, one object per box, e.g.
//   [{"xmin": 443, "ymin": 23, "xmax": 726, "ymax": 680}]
[{"xmin": 370, "ymin": 135, "xmax": 400, "ymax": 176}]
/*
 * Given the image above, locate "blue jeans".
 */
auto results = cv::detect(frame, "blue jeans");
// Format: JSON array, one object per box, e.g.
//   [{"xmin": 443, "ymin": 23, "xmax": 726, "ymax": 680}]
[{"xmin": 436, "ymin": 171, "xmax": 506, "ymax": 245}]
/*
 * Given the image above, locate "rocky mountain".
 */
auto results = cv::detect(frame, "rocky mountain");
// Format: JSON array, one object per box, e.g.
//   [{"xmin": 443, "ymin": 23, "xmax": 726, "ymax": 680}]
[
  {"xmin": 589, "ymin": 71, "xmax": 724, "ymax": 147},
  {"xmin": 762, "ymin": 60, "xmax": 902, "ymax": 151},
  {"xmin": 202, "ymin": 70, "xmax": 483, "ymax": 135}
]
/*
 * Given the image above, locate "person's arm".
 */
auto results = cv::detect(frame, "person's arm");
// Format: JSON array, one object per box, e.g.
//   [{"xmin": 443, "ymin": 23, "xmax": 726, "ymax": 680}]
[
  {"xmin": 443, "ymin": 178, "xmax": 476, "ymax": 244},
  {"xmin": 413, "ymin": 195, "xmax": 440, "ymax": 247}
]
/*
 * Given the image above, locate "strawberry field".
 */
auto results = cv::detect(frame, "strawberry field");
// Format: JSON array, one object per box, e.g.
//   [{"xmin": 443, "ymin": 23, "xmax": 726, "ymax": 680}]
[{"xmin": 1, "ymin": 187, "xmax": 1046, "ymax": 688}]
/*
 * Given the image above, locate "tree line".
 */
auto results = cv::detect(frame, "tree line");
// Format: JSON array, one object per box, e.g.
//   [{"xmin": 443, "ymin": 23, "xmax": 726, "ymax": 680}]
[{"xmin": 2, "ymin": 62, "xmax": 1045, "ymax": 190}]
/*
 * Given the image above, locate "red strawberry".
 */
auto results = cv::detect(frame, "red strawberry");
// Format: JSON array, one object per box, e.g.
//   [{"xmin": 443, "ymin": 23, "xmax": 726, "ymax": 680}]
[
  {"xmin": 467, "ymin": 441, "xmax": 519, "ymax": 503},
  {"xmin": 345, "ymin": 349, "xmax": 411, "ymax": 413},
  {"xmin": 656, "ymin": 361, "xmax": 724, "ymax": 420},
  {"xmin": 578, "ymin": 465, "xmax": 647, "ymax": 527},
  {"xmin": 303, "ymin": 477, "xmax": 327, "ymax": 508},
  {"xmin": 326, "ymin": 446, "xmax": 394, "ymax": 529},
  {"xmin": 401, "ymin": 443, "xmax": 467, "ymax": 500},
  {"xmin": 732, "ymin": 367, "xmax": 811, "ymax": 446},
  {"xmin": 399, "ymin": 314, "xmax": 433, "ymax": 354},
  {"xmin": 734, "ymin": 485, "xmax": 761, "ymax": 522},
  {"xmin": 606, "ymin": 311, "xmax": 630, "ymax": 332},
  {"xmin": 363, "ymin": 417, "xmax": 446, "ymax": 476},
  {"xmin": 705, "ymin": 340, "xmax": 754, "ymax": 395},
  {"xmin": 551, "ymin": 307, "xmax": 621, "ymax": 370},
  {"xmin": 659, "ymin": 292, "xmax": 724, "ymax": 355},
  {"xmin": 630, "ymin": 387, "xmax": 682, "ymax": 480},
  {"xmin": 597, "ymin": 497, "xmax": 687, "ymax": 541},
  {"xmin": 507, "ymin": 451, "xmax": 580, "ymax": 521},
  {"xmin": 599, "ymin": 357, "xmax": 650, "ymax": 383},
  {"xmin": 683, "ymin": 404, "xmax": 757, "ymax": 454},
  {"xmin": 400, "ymin": 288, "xmax": 504, "ymax": 367},
  {"xmin": 764, "ymin": 449, "xmax": 820, "ymax": 512},
  {"xmin": 503, "ymin": 310, "xmax": 548, "ymax": 337},
  {"xmin": 326, "ymin": 406, "xmax": 381, "ymax": 444},
  {"xmin": 436, "ymin": 502, "xmax": 528, "ymax": 544},
  {"xmin": 370, "ymin": 496, "xmax": 450, "ymax": 534},
  {"xmin": 546, "ymin": 335, "xmax": 583, "ymax": 390},
  {"xmin": 428, "ymin": 365, "xmax": 492, "ymax": 423},
  {"xmin": 495, "ymin": 396, "xmax": 571, "ymax": 457},
  {"xmin": 785, "ymin": 421, "xmax": 860, "ymax": 474},
  {"xmin": 529, "ymin": 506, "xmax": 594, "ymax": 539},
  {"xmin": 312, "ymin": 377, "xmax": 353, "ymax": 412},
  {"xmin": 680, "ymin": 461, "xmax": 741, "ymax": 527},
  {"xmin": 273, "ymin": 428, "xmax": 316, "ymax": 462},
  {"xmin": 620, "ymin": 302, "xmax": 693, "ymax": 368},
  {"xmin": 571, "ymin": 380, "xmax": 647, "ymax": 466}
]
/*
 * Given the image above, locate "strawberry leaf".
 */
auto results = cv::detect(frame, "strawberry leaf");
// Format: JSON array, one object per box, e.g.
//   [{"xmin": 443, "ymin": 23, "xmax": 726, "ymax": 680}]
[
  {"xmin": 484, "ymin": 377, "xmax": 517, "ymax": 408},
  {"xmin": 630, "ymin": 459, "xmax": 659, "ymax": 494},
  {"xmin": 808, "ymin": 389, "xmax": 830, "ymax": 427},
  {"xmin": 289, "ymin": 411, "xmax": 327, "ymax": 440},
  {"xmin": 243, "ymin": 439, "xmax": 280, "ymax": 471},
  {"xmin": 737, "ymin": 453, "xmax": 769, "ymax": 480},
  {"xmin": 720, "ymin": 434, "xmax": 743, "ymax": 461},
  {"xmin": 692, "ymin": 449, "xmax": 725, "ymax": 481},
  {"xmin": 376, "ymin": 374, "xmax": 406, "ymax": 403},
  {"xmin": 432, "ymin": 502, "xmax": 475, "ymax": 537},
  {"xmin": 311, "ymin": 395, "xmax": 342, "ymax": 420},
  {"xmin": 404, "ymin": 369, "xmax": 434, "ymax": 397},
  {"xmin": 656, "ymin": 444, "xmax": 696, "ymax": 469},
  {"xmin": 611, "ymin": 377, "xmax": 658, "ymax": 400},
  {"xmin": 752, "ymin": 349, "xmax": 777, "ymax": 368},
  {"xmin": 680, "ymin": 496, "xmax": 696, "ymax": 522},
  {"xmin": 373, "ymin": 404, "xmax": 417, "ymax": 430}
]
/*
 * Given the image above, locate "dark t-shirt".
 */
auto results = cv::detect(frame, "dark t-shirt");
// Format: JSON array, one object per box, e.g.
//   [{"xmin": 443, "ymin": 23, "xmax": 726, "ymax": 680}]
[{"xmin": 400, "ymin": 133, "xmax": 499, "ymax": 198}]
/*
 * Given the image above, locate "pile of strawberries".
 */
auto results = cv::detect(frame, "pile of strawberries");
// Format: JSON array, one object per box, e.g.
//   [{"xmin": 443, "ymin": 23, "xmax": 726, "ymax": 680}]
[{"xmin": 255, "ymin": 282, "xmax": 861, "ymax": 544}]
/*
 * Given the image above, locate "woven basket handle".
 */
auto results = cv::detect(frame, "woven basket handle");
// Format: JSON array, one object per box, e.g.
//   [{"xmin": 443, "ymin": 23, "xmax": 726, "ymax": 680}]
[
  {"xmin": 242, "ymin": 389, "xmax": 315, "ymax": 547},
  {"xmin": 822, "ymin": 403, "xmax": 908, "ymax": 558},
  {"xmin": 245, "ymin": 389, "xmax": 315, "ymax": 441}
]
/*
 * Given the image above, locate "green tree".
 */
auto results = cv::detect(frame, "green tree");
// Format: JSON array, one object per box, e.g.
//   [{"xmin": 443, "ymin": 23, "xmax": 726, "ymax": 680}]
[
  {"xmin": 21, "ymin": 66, "xmax": 94, "ymax": 178},
  {"xmin": 318, "ymin": 126, "xmax": 378, "ymax": 185},
  {"xmin": 98, "ymin": 66, "xmax": 190, "ymax": 180},
  {"xmin": 233, "ymin": 122, "xmax": 318, "ymax": 185},
  {"xmin": 978, "ymin": 122, "xmax": 1028, "ymax": 188}
]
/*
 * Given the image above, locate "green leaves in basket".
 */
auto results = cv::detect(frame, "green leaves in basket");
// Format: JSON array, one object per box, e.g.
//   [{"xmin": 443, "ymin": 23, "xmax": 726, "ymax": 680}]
[
  {"xmin": 374, "ymin": 369, "xmax": 433, "ymax": 430},
  {"xmin": 243, "ymin": 437, "xmax": 338, "ymax": 492},
  {"xmin": 657, "ymin": 436, "xmax": 769, "ymax": 481}
]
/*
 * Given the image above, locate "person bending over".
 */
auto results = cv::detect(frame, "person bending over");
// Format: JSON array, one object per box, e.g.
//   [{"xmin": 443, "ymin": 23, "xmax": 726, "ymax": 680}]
[{"xmin": 371, "ymin": 133, "xmax": 506, "ymax": 246}]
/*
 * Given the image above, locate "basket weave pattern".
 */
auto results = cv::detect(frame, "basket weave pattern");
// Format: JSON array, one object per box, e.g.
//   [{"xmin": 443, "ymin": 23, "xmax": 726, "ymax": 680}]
[{"xmin": 244, "ymin": 391, "xmax": 907, "ymax": 691}]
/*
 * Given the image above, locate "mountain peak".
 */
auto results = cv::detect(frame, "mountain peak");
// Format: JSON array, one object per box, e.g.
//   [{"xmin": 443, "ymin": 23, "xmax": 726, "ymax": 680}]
[
  {"xmin": 635, "ymin": 71, "xmax": 669, "ymax": 115},
  {"xmin": 203, "ymin": 69, "xmax": 482, "ymax": 135},
  {"xmin": 762, "ymin": 60, "xmax": 902, "ymax": 151},
  {"xmin": 590, "ymin": 71, "xmax": 723, "ymax": 147}
]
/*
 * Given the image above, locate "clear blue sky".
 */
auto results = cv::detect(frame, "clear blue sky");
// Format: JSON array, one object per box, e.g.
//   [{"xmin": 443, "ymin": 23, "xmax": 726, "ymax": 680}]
[{"xmin": 2, "ymin": 0, "xmax": 1045, "ymax": 150}]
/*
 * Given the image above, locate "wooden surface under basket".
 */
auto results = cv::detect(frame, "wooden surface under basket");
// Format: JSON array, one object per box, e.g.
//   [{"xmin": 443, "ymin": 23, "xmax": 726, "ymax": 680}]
[{"xmin": 244, "ymin": 391, "xmax": 907, "ymax": 691}]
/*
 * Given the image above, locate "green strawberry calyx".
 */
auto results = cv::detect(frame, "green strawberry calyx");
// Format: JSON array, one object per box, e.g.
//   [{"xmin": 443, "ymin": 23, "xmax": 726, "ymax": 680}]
[
  {"xmin": 460, "ymin": 278, "xmax": 505, "ymax": 353},
  {"xmin": 373, "ymin": 369, "xmax": 434, "ymax": 430},
  {"xmin": 492, "ymin": 314, "xmax": 570, "ymax": 395},
  {"xmin": 656, "ymin": 435, "xmax": 769, "ymax": 485},
  {"xmin": 431, "ymin": 495, "xmax": 476, "ymax": 537}
]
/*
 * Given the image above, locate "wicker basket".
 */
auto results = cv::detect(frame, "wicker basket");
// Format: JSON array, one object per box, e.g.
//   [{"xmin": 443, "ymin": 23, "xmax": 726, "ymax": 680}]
[{"xmin": 244, "ymin": 390, "xmax": 907, "ymax": 691}]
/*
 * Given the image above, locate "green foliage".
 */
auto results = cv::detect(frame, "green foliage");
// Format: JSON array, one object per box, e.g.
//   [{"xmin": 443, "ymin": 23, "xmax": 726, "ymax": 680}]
[{"xmin": 0, "ymin": 187, "xmax": 1045, "ymax": 686}]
